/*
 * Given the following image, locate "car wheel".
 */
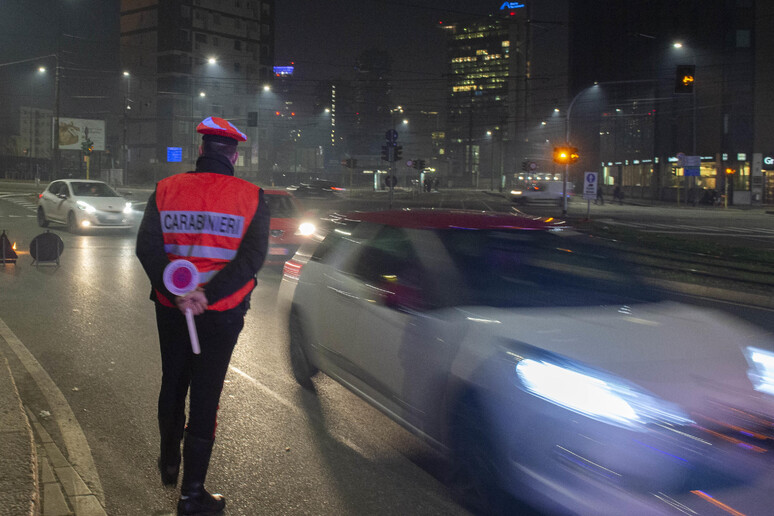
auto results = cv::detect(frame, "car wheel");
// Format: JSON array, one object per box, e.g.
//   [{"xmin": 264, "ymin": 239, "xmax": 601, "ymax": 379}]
[
  {"xmin": 288, "ymin": 309, "xmax": 318, "ymax": 390},
  {"xmin": 448, "ymin": 393, "xmax": 513, "ymax": 515},
  {"xmin": 67, "ymin": 211, "xmax": 80, "ymax": 234},
  {"xmin": 37, "ymin": 207, "xmax": 49, "ymax": 227}
]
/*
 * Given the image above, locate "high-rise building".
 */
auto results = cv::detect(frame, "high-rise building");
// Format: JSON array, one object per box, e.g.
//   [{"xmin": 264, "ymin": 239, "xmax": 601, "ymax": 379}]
[
  {"xmin": 442, "ymin": 3, "xmax": 569, "ymax": 188},
  {"xmin": 120, "ymin": 0, "xmax": 274, "ymax": 182}
]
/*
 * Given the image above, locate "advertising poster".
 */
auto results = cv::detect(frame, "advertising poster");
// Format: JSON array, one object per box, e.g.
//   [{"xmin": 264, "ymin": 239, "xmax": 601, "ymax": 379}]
[{"xmin": 55, "ymin": 118, "xmax": 106, "ymax": 151}]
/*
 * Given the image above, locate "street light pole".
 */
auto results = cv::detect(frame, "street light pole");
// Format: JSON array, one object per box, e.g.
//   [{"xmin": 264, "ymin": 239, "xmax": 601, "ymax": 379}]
[
  {"xmin": 53, "ymin": 52, "xmax": 61, "ymax": 179},
  {"xmin": 563, "ymin": 79, "xmax": 658, "ymax": 215},
  {"xmin": 122, "ymin": 71, "xmax": 130, "ymax": 185}
]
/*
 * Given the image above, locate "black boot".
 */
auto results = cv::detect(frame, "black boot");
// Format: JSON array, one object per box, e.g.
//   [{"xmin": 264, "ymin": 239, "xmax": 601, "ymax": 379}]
[
  {"xmin": 177, "ymin": 432, "xmax": 226, "ymax": 516},
  {"xmin": 158, "ymin": 415, "xmax": 184, "ymax": 486}
]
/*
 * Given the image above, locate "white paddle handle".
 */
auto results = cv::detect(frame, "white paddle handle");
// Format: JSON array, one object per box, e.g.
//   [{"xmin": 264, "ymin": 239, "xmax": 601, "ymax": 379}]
[{"xmin": 185, "ymin": 308, "xmax": 201, "ymax": 354}]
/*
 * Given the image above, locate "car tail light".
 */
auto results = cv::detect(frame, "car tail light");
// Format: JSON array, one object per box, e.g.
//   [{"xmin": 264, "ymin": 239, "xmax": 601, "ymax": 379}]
[{"xmin": 282, "ymin": 259, "xmax": 303, "ymax": 280}]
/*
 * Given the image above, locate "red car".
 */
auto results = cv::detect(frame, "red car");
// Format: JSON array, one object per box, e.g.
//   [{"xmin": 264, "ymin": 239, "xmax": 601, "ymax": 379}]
[{"xmin": 263, "ymin": 189, "xmax": 316, "ymax": 266}]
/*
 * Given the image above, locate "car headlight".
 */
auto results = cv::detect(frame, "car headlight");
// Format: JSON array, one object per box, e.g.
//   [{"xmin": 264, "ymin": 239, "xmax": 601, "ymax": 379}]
[
  {"xmin": 515, "ymin": 352, "xmax": 693, "ymax": 430},
  {"xmin": 296, "ymin": 222, "xmax": 316, "ymax": 236},
  {"xmin": 123, "ymin": 202, "xmax": 132, "ymax": 215},
  {"xmin": 510, "ymin": 190, "xmax": 523, "ymax": 196},
  {"xmin": 745, "ymin": 346, "xmax": 774, "ymax": 396},
  {"xmin": 76, "ymin": 200, "xmax": 97, "ymax": 214}
]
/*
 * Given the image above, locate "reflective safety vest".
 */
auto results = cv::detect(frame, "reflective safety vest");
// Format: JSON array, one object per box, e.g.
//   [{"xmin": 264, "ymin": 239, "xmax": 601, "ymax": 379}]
[{"xmin": 154, "ymin": 172, "xmax": 260, "ymax": 311}]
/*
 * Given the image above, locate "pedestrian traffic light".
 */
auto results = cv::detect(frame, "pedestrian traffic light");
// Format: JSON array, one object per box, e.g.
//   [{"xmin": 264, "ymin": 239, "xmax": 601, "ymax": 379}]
[
  {"xmin": 675, "ymin": 65, "xmax": 695, "ymax": 94},
  {"xmin": 553, "ymin": 146, "xmax": 579, "ymax": 165}
]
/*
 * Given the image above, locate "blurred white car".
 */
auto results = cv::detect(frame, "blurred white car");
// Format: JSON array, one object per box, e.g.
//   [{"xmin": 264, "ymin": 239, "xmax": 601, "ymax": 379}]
[
  {"xmin": 510, "ymin": 180, "xmax": 573, "ymax": 205},
  {"xmin": 37, "ymin": 179, "xmax": 134, "ymax": 233},
  {"xmin": 280, "ymin": 209, "xmax": 774, "ymax": 514}
]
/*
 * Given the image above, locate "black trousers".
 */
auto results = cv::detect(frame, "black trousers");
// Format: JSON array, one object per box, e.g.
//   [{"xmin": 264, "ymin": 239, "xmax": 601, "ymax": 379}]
[{"xmin": 155, "ymin": 303, "xmax": 244, "ymax": 440}]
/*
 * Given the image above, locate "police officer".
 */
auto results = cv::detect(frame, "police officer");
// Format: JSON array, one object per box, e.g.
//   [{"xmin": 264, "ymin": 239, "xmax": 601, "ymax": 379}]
[{"xmin": 136, "ymin": 116, "xmax": 270, "ymax": 515}]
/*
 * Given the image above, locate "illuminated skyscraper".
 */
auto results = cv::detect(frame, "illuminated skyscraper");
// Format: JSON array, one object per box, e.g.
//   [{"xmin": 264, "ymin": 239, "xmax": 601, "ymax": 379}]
[{"xmin": 442, "ymin": 3, "xmax": 568, "ymax": 187}]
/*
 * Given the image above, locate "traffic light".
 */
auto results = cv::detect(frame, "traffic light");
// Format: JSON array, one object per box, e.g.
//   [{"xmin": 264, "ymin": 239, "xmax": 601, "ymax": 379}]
[
  {"xmin": 674, "ymin": 65, "xmax": 695, "ymax": 94},
  {"xmin": 350, "ymin": 159, "xmax": 357, "ymax": 168},
  {"xmin": 81, "ymin": 138, "xmax": 94, "ymax": 155},
  {"xmin": 417, "ymin": 159, "xmax": 426, "ymax": 170},
  {"xmin": 521, "ymin": 160, "xmax": 528, "ymax": 171},
  {"xmin": 553, "ymin": 146, "xmax": 579, "ymax": 165},
  {"xmin": 395, "ymin": 145, "xmax": 402, "ymax": 161},
  {"xmin": 381, "ymin": 145, "xmax": 390, "ymax": 161}
]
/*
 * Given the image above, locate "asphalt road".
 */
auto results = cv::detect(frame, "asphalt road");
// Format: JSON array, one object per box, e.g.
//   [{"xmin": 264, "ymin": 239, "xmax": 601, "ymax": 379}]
[
  {"xmin": 0, "ymin": 197, "xmax": 470, "ymax": 515},
  {"xmin": 2, "ymin": 182, "xmax": 774, "ymax": 515}
]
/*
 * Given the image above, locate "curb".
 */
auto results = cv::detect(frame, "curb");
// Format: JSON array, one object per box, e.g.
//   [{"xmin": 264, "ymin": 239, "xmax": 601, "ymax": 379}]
[{"xmin": 0, "ymin": 356, "xmax": 38, "ymax": 516}]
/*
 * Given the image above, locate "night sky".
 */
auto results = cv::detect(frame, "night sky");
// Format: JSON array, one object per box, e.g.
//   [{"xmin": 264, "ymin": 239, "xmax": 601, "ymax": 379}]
[{"xmin": 0, "ymin": 0, "xmax": 499, "ymax": 113}]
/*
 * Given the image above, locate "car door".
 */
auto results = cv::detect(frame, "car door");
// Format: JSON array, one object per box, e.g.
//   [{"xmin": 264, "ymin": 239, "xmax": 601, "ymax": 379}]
[
  {"xmin": 45, "ymin": 182, "xmax": 69, "ymax": 222},
  {"xmin": 322, "ymin": 224, "xmax": 428, "ymax": 420}
]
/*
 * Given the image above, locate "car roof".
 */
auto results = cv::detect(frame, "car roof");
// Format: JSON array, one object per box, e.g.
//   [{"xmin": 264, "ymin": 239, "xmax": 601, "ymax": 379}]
[
  {"xmin": 336, "ymin": 209, "xmax": 566, "ymax": 231},
  {"xmin": 59, "ymin": 179, "xmax": 108, "ymax": 184}
]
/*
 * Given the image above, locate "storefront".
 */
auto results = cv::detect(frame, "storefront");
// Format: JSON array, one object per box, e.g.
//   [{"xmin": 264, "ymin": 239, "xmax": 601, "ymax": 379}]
[{"xmin": 599, "ymin": 153, "xmax": 759, "ymax": 205}]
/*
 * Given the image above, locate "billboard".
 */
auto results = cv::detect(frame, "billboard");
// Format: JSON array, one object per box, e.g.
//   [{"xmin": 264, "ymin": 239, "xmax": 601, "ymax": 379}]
[{"xmin": 55, "ymin": 118, "xmax": 106, "ymax": 151}]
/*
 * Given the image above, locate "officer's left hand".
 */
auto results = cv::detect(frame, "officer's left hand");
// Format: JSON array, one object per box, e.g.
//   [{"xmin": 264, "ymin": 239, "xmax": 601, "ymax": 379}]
[{"xmin": 176, "ymin": 288, "xmax": 208, "ymax": 316}]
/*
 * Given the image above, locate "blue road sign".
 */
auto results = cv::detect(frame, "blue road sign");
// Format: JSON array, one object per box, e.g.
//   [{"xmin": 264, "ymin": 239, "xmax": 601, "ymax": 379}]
[{"xmin": 167, "ymin": 147, "xmax": 183, "ymax": 162}]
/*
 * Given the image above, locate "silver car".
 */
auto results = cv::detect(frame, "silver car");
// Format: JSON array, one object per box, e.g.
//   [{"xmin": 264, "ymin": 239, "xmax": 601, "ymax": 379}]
[{"xmin": 37, "ymin": 179, "xmax": 134, "ymax": 233}]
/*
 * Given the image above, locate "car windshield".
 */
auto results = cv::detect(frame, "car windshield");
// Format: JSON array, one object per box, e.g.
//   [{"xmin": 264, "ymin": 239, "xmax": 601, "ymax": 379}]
[
  {"xmin": 436, "ymin": 229, "xmax": 661, "ymax": 309},
  {"xmin": 264, "ymin": 194, "xmax": 300, "ymax": 218},
  {"xmin": 72, "ymin": 182, "xmax": 120, "ymax": 198}
]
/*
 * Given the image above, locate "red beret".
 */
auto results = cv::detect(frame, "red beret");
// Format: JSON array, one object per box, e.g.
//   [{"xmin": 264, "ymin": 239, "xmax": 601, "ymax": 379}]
[{"xmin": 196, "ymin": 116, "xmax": 247, "ymax": 142}]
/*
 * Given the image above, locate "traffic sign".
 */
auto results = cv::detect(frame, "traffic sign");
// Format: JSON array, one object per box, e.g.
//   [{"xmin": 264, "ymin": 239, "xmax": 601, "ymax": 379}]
[
  {"xmin": 163, "ymin": 259, "xmax": 201, "ymax": 354},
  {"xmin": 583, "ymin": 172, "xmax": 598, "ymax": 200},
  {"xmin": 683, "ymin": 155, "xmax": 700, "ymax": 177}
]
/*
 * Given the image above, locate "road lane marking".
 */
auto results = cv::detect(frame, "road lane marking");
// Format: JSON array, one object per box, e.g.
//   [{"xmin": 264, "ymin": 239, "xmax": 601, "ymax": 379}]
[
  {"xmin": 0, "ymin": 317, "xmax": 104, "ymax": 504},
  {"xmin": 229, "ymin": 366, "xmax": 295, "ymax": 410}
]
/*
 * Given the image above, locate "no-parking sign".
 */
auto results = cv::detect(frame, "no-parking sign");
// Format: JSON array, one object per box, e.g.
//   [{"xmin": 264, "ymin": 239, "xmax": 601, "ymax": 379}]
[{"xmin": 583, "ymin": 172, "xmax": 598, "ymax": 200}]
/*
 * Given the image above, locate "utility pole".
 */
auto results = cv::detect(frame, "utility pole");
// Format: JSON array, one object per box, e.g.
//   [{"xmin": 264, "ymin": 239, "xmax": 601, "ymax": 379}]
[{"xmin": 53, "ymin": 49, "xmax": 61, "ymax": 179}]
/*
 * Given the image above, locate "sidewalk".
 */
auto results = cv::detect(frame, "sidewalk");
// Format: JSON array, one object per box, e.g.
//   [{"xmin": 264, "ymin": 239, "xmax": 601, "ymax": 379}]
[
  {"xmin": 0, "ymin": 355, "xmax": 106, "ymax": 516},
  {"xmin": 0, "ymin": 357, "xmax": 36, "ymax": 515}
]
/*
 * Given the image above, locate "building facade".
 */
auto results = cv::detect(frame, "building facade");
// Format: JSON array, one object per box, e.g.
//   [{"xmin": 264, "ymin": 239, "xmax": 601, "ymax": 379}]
[
  {"xmin": 120, "ymin": 0, "xmax": 274, "ymax": 183},
  {"xmin": 442, "ymin": 2, "xmax": 569, "ymax": 188},
  {"xmin": 569, "ymin": 0, "xmax": 771, "ymax": 205}
]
